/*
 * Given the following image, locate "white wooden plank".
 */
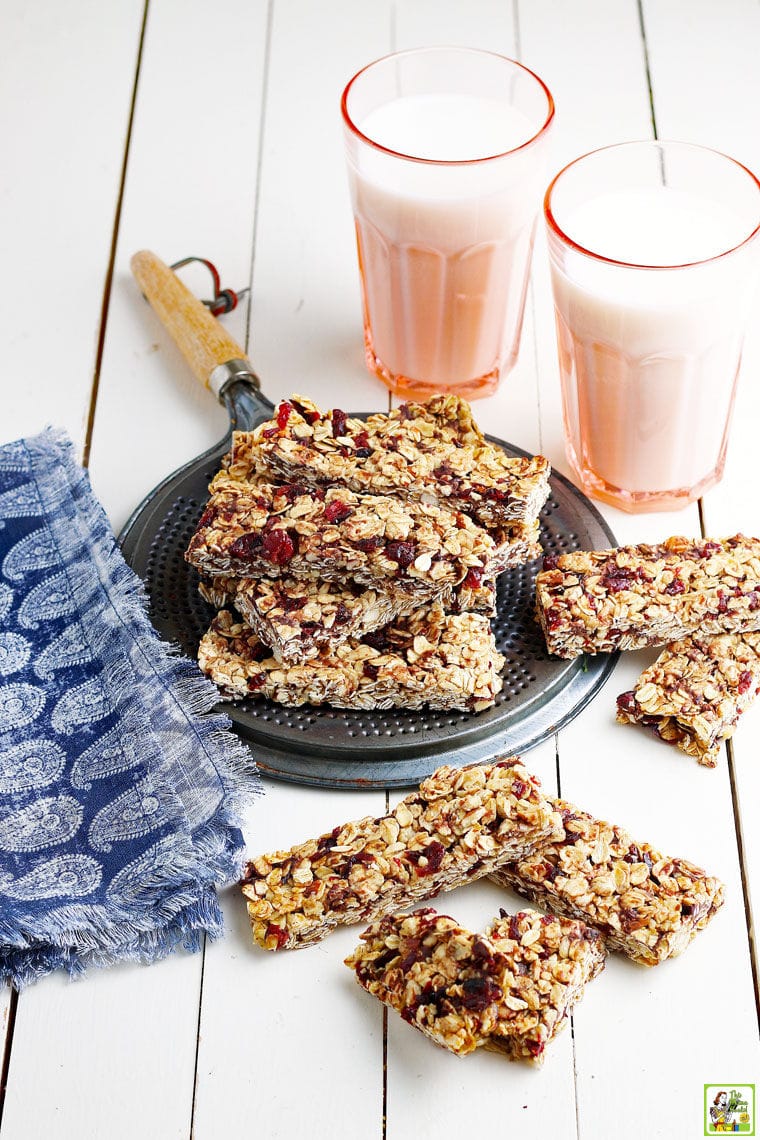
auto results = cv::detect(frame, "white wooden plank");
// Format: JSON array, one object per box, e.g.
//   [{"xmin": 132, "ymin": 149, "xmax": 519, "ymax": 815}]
[
  {"xmin": 193, "ymin": 781, "xmax": 386, "ymax": 1140},
  {"xmin": 1, "ymin": 4, "xmax": 266, "ymax": 1139},
  {"xmin": 380, "ymin": 8, "xmax": 576, "ymax": 1137},
  {"xmin": 247, "ymin": 0, "xmax": 395, "ymax": 414},
  {"xmin": 642, "ymin": 0, "xmax": 760, "ymax": 1060},
  {"xmin": 85, "ymin": 0, "xmax": 268, "ymax": 532},
  {"xmin": 190, "ymin": 4, "xmax": 392, "ymax": 1139},
  {"xmin": 521, "ymin": 3, "xmax": 760, "ymax": 1138},
  {"xmin": 0, "ymin": 0, "xmax": 144, "ymax": 450}
]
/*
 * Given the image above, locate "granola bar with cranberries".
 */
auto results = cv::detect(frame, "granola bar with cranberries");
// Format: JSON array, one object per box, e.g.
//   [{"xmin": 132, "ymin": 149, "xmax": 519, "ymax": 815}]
[
  {"xmin": 197, "ymin": 573, "xmax": 497, "ymax": 664},
  {"xmin": 491, "ymin": 798, "xmax": 724, "ymax": 966},
  {"xmin": 345, "ymin": 907, "xmax": 605, "ymax": 1061},
  {"xmin": 218, "ymin": 393, "xmax": 551, "ymax": 528},
  {"xmin": 198, "ymin": 604, "xmax": 505, "ymax": 711},
  {"xmin": 240, "ymin": 760, "xmax": 563, "ymax": 951},
  {"xmin": 186, "ymin": 480, "xmax": 499, "ymax": 597},
  {"xmin": 536, "ymin": 535, "xmax": 760, "ymax": 658},
  {"xmin": 616, "ymin": 630, "xmax": 760, "ymax": 767}
]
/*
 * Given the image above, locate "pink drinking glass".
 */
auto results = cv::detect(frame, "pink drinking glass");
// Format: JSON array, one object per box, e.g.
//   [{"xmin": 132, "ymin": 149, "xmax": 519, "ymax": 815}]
[
  {"xmin": 545, "ymin": 140, "xmax": 760, "ymax": 513},
  {"xmin": 341, "ymin": 47, "xmax": 554, "ymax": 401}
]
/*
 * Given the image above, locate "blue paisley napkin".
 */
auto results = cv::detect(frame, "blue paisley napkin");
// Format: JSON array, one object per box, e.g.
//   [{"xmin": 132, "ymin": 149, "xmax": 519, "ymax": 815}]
[{"xmin": 0, "ymin": 429, "xmax": 259, "ymax": 988}]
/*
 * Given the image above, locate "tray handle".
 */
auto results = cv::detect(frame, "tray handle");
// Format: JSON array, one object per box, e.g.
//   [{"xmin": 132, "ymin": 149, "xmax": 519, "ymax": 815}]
[{"xmin": 130, "ymin": 249, "xmax": 262, "ymax": 401}]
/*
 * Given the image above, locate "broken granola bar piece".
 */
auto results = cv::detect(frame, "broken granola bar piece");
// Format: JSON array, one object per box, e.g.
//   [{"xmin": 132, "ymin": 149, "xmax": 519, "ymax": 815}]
[
  {"xmin": 536, "ymin": 534, "xmax": 760, "ymax": 658},
  {"xmin": 616, "ymin": 630, "xmax": 760, "ymax": 767},
  {"xmin": 345, "ymin": 906, "xmax": 605, "ymax": 1061},
  {"xmin": 198, "ymin": 604, "xmax": 505, "ymax": 711},
  {"xmin": 491, "ymin": 798, "xmax": 724, "ymax": 965},
  {"xmin": 220, "ymin": 393, "xmax": 551, "ymax": 528},
  {"xmin": 240, "ymin": 760, "xmax": 563, "ymax": 950},
  {"xmin": 186, "ymin": 480, "xmax": 498, "ymax": 596}
]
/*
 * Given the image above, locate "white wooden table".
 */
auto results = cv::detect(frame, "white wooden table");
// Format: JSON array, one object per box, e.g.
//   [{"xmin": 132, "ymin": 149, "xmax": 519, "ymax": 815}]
[{"xmin": 1, "ymin": 2, "xmax": 759, "ymax": 1137}]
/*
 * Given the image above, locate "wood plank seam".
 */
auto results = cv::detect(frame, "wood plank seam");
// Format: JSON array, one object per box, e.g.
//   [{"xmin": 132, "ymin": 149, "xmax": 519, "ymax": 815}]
[
  {"xmin": 82, "ymin": 0, "xmax": 151, "ymax": 469},
  {"xmin": 726, "ymin": 742, "xmax": 760, "ymax": 1034},
  {"xmin": 636, "ymin": 0, "xmax": 659, "ymax": 140},
  {"xmin": 244, "ymin": 0, "xmax": 274, "ymax": 359},
  {"xmin": 0, "ymin": 989, "xmax": 19, "ymax": 1131}
]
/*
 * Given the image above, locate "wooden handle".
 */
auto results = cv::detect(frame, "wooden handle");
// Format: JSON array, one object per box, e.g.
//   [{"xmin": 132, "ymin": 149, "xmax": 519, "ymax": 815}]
[{"xmin": 130, "ymin": 250, "xmax": 250, "ymax": 389}]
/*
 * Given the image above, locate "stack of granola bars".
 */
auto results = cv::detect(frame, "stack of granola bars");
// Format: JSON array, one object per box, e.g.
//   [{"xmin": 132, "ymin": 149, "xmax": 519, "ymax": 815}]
[{"xmin": 186, "ymin": 394, "xmax": 551, "ymax": 713}]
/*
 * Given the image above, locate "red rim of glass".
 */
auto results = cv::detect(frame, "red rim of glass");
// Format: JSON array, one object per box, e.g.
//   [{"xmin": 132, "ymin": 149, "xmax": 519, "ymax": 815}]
[
  {"xmin": 544, "ymin": 140, "xmax": 760, "ymax": 270},
  {"xmin": 341, "ymin": 46, "xmax": 555, "ymax": 167}
]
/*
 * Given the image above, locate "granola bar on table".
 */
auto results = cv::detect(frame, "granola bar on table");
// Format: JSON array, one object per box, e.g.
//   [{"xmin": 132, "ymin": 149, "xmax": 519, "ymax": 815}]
[
  {"xmin": 491, "ymin": 798, "xmax": 724, "ymax": 966},
  {"xmin": 240, "ymin": 760, "xmax": 563, "ymax": 951},
  {"xmin": 186, "ymin": 480, "xmax": 499, "ymax": 596},
  {"xmin": 219, "ymin": 393, "xmax": 551, "ymax": 528},
  {"xmin": 616, "ymin": 630, "xmax": 760, "ymax": 767},
  {"xmin": 198, "ymin": 572, "xmax": 498, "ymax": 664},
  {"xmin": 345, "ymin": 907, "xmax": 605, "ymax": 1062},
  {"xmin": 198, "ymin": 605, "xmax": 505, "ymax": 711},
  {"xmin": 535, "ymin": 535, "xmax": 760, "ymax": 658}
]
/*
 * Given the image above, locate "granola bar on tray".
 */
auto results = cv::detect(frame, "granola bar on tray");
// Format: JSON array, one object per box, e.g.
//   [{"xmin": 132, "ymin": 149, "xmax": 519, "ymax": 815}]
[
  {"xmin": 198, "ymin": 573, "xmax": 498, "ymax": 664},
  {"xmin": 345, "ymin": 907, "xmax": 605, "ymax": 1062},
  {"xmin": 491, "ymin": 797, "xmax": 724, "ymax": 966},
  {"xmin": 536, "ymin": 534, "xmax": 760, "ymax": 658},
  {"xmin": 219, "ymin": 393, "xmax": 551, "ymax": 529},
  {"xmin": 186, "ymin": 480, "xmax": 500, "ymax": 596},
  {"xmin": 198, "ymin": 605, "xmax": 505, "ymax": 711},
  {"xmin": 616, "ymin": 630, "xmax": 760, "ymax": 767},
  {"xmin": 240, "ymin": 760, "xmax": 563, "ymax": 951}
]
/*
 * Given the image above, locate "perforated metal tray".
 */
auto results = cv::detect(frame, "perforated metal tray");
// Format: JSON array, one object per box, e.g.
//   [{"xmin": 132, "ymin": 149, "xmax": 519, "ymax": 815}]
[{"xmin": 120, "ymin": 381, "xmax": 618, "ymax": 788}]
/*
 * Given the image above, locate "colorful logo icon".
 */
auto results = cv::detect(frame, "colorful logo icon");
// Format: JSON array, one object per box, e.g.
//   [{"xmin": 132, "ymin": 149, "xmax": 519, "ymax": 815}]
[{"xmin": 704, "ymin": 1085, "xmax": 755, "ymax": 1135}]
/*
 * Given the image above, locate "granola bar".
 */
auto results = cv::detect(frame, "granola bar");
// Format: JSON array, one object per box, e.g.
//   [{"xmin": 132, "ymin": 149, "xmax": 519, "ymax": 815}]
[
  {"xmin": 198, "ymin": 605, "xmax": 505, "ymax": 711},
  {"xmin": 220, "ymin": 394, "xmax": 551, "ymax": 528},
  {"xmin": 186, "ymin": 480, "xmax": 498, "ymax": 596},
  {"xmin": 240, "ymin": 760, "xmax": 563, "ymax": 950},
  {"xmin": 491, "ymin": 798, "xmax": 725, "ymax": 966},
  {"xmin": 616, "ymin": 631, "xmax": 760, "ymax": 767},
  {"xmin": 197, "ymin": 572, "xmax": 497, "ymax": 663},
  {"xmin": 536, "ymin": 535, "xmax": 760, "ymax": 658},
  {"xmin": 345, "ymin": 907, "xmax": 605, "ymax": 1061}
]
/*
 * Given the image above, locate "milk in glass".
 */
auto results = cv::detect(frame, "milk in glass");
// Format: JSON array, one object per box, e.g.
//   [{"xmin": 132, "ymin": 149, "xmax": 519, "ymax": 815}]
[{"xmin": 347, "ymin": 93, "xmax": 547, "ymax": 396}]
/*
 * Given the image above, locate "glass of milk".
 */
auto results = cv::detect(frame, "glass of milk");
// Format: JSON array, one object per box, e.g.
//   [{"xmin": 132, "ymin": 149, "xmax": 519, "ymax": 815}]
[
  {"xmin": 341, "ymin": 47, "xmax": 554, "ymax": 399},
  {"xmin": 545, "ymin": 140, "xmax": 760, "ymax": 512}
]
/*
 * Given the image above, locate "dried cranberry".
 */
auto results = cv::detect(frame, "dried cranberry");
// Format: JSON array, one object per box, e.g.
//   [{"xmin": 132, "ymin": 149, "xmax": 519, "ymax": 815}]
[
  {"xmin": 463, "ymin": 566, "xmax": 483, "ymax": 589},
  {"xmin": 385, "ymin": 540, "xmax": 416, "ymax": 568},
  {"xmin": 282, "ymin": 595, "xmax": 307, "ymax": 613},
  {"xmin": 276, "ymin": 401, "xmax": 294, "ymax": 431},
  {"xmin": 355, "ymin": 448, "xmax": 372, "ymax": 459},
  {"xmin": 717, "ymin": 591, "xmax": 729, "ymax": 614},
  {"xmin": 317, "ymin": 826, "xmax": 342, "ymax": 851},
  {"xmin": 333, "ymin": 603, "xmax": 351, "ymax": 624},
  {"xmin": 701, "ymin": 540, "xmax": 722, "ymax": 557},
  {"xmin": 420, "ymin": 841, "xmax": 445, "ymax": 876},
  {"xmin": 471, "ymin": 938, "xmax": 495, "ymax": 969},
  {"xmin": 265, "ymin": 923, "xmax": 289, "ymax": 949},
  {"xmin": 542, "ymin": 554, "xmax": 560, "ymax": 571},
  {"xmin": 363, "ymin": 661, "xmax": 380, "ymax": 680},
  {"xmin": 356, "ymin": 535, "xmax": 384, "ymax": 554},
  {"xmin": 738, "ymin": 670, "xmax": 754, "ymax": 695},
  {"xmin": 616, "ymin": 690, "xmax": 638, "ymax": 716},
  {"xmin": 332, "ymin": 408, "xmax": 348, "ymax": 437},
  {"xmin": 229, "ymin": 532, "xmax": 263, "ymax": 560},
  {"xmin": 324, "ymin": 500, "xmax": 354, "ymax": 524},
  {"xmin": 362, "ymin": 630, "xmax": 389, "ymax": 651},
  {"xmin": 398, "ymin": 938, "xmax": 422, "ymax": 973},
  {"xmin": 511, "ymin": 778, "xmax": 528, "ymax": 799},
  {"xmin": 681, "ymin": 902, "xmax": 695, "ymax": 917},
  {"xmin": 601, "ymin": 565, "xmax": 633, "ymax": 593},
  {"xmin": 508, "ymin": 915, "xmax": 521, "ymax": 941},
  {"xmin": 354, "ymin": 430, "xmax": 371, "ymax": 450},
  {"xmin": 460, "ymin": 976, "xmax": 502, "ymax": 1013},
  {"xmin": 398, "ymin": 403, "xmax": 413, "ymax": 421},
  {"xmin": 291, "ymin": 399, "xmax": 319, "ymax": 425},
  {"xmin": 262, "ymin": 528, "xmax": 297, "ymax": 565},
  {"xmin": 275, "ymin": 483, "xmax": 311, "ymax": 503},
  {"xmin": 262, "ymin": 425, "xmax": 278, "ymax": 439},
  {"xmin": 665, "ymin": 576, "xmax": 685, "ymax": 595}
]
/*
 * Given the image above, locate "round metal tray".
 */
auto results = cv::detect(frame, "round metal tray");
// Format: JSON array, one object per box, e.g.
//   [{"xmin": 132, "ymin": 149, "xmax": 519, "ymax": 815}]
[{"xmin": 123, "ymin": 428, "xmax": 617, "ymax": 789}]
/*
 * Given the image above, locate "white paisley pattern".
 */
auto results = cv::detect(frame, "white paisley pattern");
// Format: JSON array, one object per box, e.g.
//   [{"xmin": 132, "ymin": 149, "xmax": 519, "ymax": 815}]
[
  {"xmin": 0, "ymin": 740, "xmax": 66, "ymax": 793},
  {"xmin": 50, "ymin": 677, "xmax": 110, "ymax": 735},
  {"xmin": 33, "ymin": 621, "xmax": 93, "ymax": 681},
  {"xmin": 70, "ymin": 725, "xmax": 142, "ymax": 790},
  {"xmin": 2, "ymin": 526, "xmax": 58, "ymax": 582},
  {"xmin": 0, "ymin": 682, "xmax": 46, "ymax": 732},
  {"xmin": 0, "ymin": 854, "xmax": 101, "ymax": 900},
  {"xmin": 0, "ymin": 794, "xmax": 83, "ymax": 852},
  {"xmin": 88, "ymin": 778, "xmax": 164, "ymax": 852},
  {"xmin": 0, "ymin": 631, "xmax": 32, "ymax": 676}
]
